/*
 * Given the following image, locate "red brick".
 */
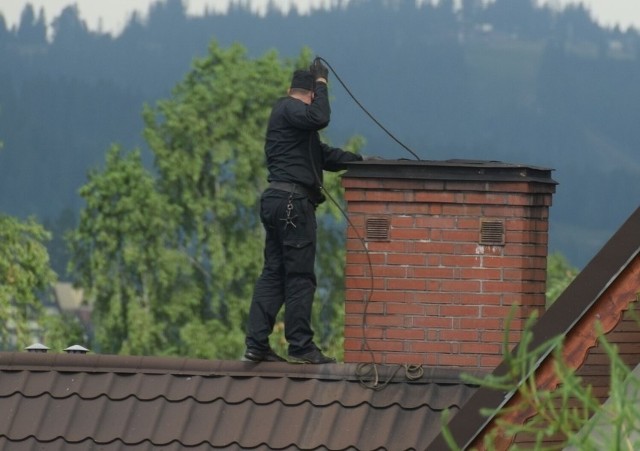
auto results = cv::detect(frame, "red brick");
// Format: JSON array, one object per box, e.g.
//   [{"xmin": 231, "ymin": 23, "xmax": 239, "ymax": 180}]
[
  {"xmin": 364, "ymin": 315, "xmax": 406, "ymax": 327},
  {"xmin": 440, "ymin": 329, "xmax": 480, "ymax": 342},
  {"xmin": 457, "ymin": 218, "xmax": 481, "ymax": 229},
  {"xmin": 440, "ymin": 279, "xmax": 481, "ymax": 293},
  {"xmin": 386, "ymin": 328, "xmax": 425, "ymax": 340},
  {"xmin": 385, "ymin": 353, "xmax": 433, "ymax": 365},
  {"xmin": 504, "ymin": 244, "xmax": 547, "ymax": 257},
  {"xmin": 442, "ymin": 204, "xmax": 483, "ymax": 216},
  {"xmin": 438, "ymin": 353, "xmax": 479, "ymax": 367},
  {"xmin": 342, "ymin": 178, "xmax": 384, "ymax": 189},
  {"xmin": 482, "ymin": 256, "xmax": 525, "ymax": 268},
  {"xmin": 480, "ymin": 355, "xmax": 504, "ymax": 368},
  {"xmin": 412, "ymin": 241, "xmax": 456, "ymax": 254},
  {"xmin": 464, "ymin": 192, "xmax": 507, "ymax": 205},
  {"xmin": 344, "ymin": 327, "xmax": 384, "ymax": 339},
  {"xmin": 345, "ymin": 302, "xmax": 384, "ymax": 314},
  {"xmin": 386, "ymin": 303, "xmax": 426, "ymax": 316},
  {"xmin": 369, "ymin": 290, "xmax": 409, "ymax": 302},
  {"xmin": 366, "ymin": 190, "xmax": 406, "ymax": 202},
  {"xmin": 344, "ymin": 289, "xmax": 369, "ymax": 301},
  {"xmin": 485, "ymin": 280, "xmax": 539, "ymax": 294},
  {"xmin": 386, "ymin": 253, "xmax": 426, "ymax": 266},
  {"xmin": 459, "ymin": 342, "xmax": 502, "ymax": 354},
  {"xmin": 440, "ymin": 305, "xmax": 480, "ymax": 317},
  {"xmin": 482, "ymin": 205, "xmax": 527, "ymax": 218},
  {"xmin": 345, "ymin": 215, "xmax": 365, "ymax": 227},
  {"xmin": 458, "ymin": 293, "xmax": 503, "ymax": 305},
  {"xmin": 410, "ymin": 267, "xmax": 455, "ymax": 279},
  {"xmin": 391, "ymin": 215, "xmax": 415, "ymax": 228},
  {"xmin": 372, "ymin": 265, "xmax": 407, "ymax": 278},
  {"xmin": 344, "ymin": 190, "xmax": 366, "ymax": 202},
  {"xmin": 344, "ymin": 315, "xmax": 363, "ymax": 326},
  {"xmin": 415, "ymin": 216, "xmax": 456, "ymax": 229},
  {"xmin": 506, "ymin": 194, "xmax": 535, "ymax": 206},
  {"xmin": 345, "ymin": 277, "xmax": 385, "ymax": 290},
  {"xmin": 505, "ymin": 218, "xmax": 532, "ymax": 231},
  {"xmin": 411, "ymin": 316, "xmax": 454, "ymax": 329},
  {"xmin": 459, "ymin": 318, "xmax": 503, "ymax": 330},
  {"xmin": 390, "ymin": 227, "xmax": 429, "ymax": 241},
  {"xmin": 480, "ymin": 306, "xmax": 520, "ymax": 319},
  {"xmin": 365, "ymin": 240, "xmax": 407, "ymax": 253},
  {"xmin": 441, "ymin": 229, "xmax": 480, "ymax": 242},
  {"xmin": 388, "ymin": 203, "xmax": 431, "ymax": 215},
  {"xmin": 346, "ymin": 202, "xmax": 388, "ymax": 214},
  {"xmin": 344, "ymin": 338, "xmax": 367, "ymax": 350},
  {"xmin": 410, "ymin": 341, "xmax": 454, "ymax": 353},
  {"xmin": 387, "ymin": 278, "xmax": 427, "ymax": 291},
  {"xmin": 343, "ymin": 352, "xmax": 380, "ymax": 363},
  {"xmin": 483, "ymin": 331, "xmax": 521, "ymax": 345},
  {"xmin": 346, "ymin": 252, "xmax": 386, "ymax": 265},
  {"xmin": 378, "ymin": 179, "xmax": 424, "ymax": 190},
  {"xmin": 414, "ymin": 191, "xmax": 459, "ymax": 203},
  {"xmin": 364, "ymin": 339, "xmax": 404, "ymax": 351},
  {"xmin": 345, "ymin": 265, "xmax": 366, "ymax": 276},
  {"xmin": 452, "ymin": 242, "xmax": 488, "ymax": 256},
  {"xmin": 503, "ymin": 268, "xmax": 546, "ymax": 282},
  {"xmin": 459, "ymin": 267, "xmax": 502, "ymax": 280},
  {"xmin": 470, "ymin": 244, "xmax": 504, "ymax": 257},
  {"xmin": 441, "ymin": 255, "xmax": 482, "ymax": 268}
]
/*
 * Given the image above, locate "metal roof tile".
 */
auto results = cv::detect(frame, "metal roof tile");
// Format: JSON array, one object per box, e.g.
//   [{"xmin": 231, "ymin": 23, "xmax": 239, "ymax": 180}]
[{"xmin": 0, "ymin": 357, "xmax": 477, "ymax": 449}]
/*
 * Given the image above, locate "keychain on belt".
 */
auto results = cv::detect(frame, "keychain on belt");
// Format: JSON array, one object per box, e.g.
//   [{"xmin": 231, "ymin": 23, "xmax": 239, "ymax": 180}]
[{"xmin": 280, "ymin": 194, "xmax": 297, "ymax": 230}]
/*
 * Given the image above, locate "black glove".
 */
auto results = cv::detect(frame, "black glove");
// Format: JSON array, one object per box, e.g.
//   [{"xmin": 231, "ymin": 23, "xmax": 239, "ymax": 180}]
[{"xmin": 310, "ymin": 59, "xmax": 329, "ymax": 81}]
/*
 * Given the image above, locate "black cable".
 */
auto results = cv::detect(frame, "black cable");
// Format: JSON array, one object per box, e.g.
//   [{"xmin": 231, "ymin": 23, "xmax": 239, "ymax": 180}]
[
  {"xmin": 314, "ymin": 56, "xmax": 422, "ymax": 161},
  {"xmin": 307, "ymin": 58, "xmax": 425, "ymax": 388}
]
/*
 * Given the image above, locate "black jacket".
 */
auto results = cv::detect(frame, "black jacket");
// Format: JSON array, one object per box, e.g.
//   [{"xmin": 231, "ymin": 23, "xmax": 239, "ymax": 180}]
[{"xmin": 264, "ymin": 82, "xmax": 362, "ymax": 194}]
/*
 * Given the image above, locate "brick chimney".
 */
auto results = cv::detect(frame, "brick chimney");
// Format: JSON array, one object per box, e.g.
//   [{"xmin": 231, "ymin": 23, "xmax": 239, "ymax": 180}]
[{"xmin": 341, "ymin": 160, "xmax": 556, "ymax": 370}]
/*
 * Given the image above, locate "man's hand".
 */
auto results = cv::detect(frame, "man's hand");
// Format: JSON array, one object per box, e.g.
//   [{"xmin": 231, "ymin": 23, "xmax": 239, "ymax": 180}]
[{"xmin": 310, "ymin": 59, "xmax": 329, "ymax": 82}]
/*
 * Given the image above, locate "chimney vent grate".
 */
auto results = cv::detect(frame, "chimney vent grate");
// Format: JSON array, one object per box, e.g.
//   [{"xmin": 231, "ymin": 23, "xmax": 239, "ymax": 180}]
[
  {"xmin": 480, "ymin": 219, "xmax": 505, "ymax": 245},
  {"xmin": 366, "ymin": 217, "xmax": 391, "ymax": 241}
]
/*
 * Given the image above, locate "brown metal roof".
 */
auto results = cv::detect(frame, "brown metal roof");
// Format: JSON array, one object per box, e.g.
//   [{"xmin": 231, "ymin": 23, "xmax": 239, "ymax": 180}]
[{"xmin": 0, "ymin": 353, "xmax": 479, "ymax": 450}]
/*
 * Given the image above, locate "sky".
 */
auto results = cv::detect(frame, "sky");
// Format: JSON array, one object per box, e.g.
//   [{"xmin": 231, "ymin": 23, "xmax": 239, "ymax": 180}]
[{"xmin": 1, "ymin": 0, "xmax": 640, "ymax": 37}]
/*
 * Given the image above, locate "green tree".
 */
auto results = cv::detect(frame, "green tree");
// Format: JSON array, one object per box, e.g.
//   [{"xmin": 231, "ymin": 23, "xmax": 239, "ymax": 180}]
[
  {"xmin": 69, "ymin": 145, "xmax": 198, "ymax": 355},
  {"xmin": 0, "ymin": 215, "xmax": 56, "ymax": 349},
  {"xmin": 546, "ymin": 252, "xmax": 579, "ymax": 306}
]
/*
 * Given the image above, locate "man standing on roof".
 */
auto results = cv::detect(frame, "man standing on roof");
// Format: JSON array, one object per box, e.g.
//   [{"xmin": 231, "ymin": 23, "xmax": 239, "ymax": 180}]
[{"xmin": 244, "ymin": 59, "xmax": 363, "ymax": 364}]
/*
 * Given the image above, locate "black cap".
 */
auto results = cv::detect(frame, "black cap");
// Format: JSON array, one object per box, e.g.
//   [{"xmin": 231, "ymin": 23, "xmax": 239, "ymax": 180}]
[{"xmin": 290, "ymin": 69, "xmax": 314, "ymax": 90}]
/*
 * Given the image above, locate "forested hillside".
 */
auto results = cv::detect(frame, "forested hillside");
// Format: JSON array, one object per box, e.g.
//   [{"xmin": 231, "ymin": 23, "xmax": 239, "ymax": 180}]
[{"xmin": 1, "ymin": 0, "xmax": 639, "ymax": 270}]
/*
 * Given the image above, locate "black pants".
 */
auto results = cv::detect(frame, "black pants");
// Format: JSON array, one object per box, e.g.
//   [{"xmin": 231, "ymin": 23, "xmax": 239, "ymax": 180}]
[{"xmin": 245, "ymin": 188, "xmax": 318, "ymax": 355}]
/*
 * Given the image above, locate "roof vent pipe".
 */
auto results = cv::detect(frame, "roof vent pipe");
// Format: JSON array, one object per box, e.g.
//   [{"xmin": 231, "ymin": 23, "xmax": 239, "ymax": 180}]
[
  {"xmin": 64, "ymin": 345, "xmax": 90, "ymax": 354},
  {"xmin": 25, "ymin": 343, "xmax": 50, "ymax": 353}
]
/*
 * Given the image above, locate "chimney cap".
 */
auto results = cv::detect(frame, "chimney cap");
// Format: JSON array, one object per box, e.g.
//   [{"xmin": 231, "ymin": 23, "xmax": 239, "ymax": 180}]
[
  {"xmin": 25, "ymin": 343, "xmax": 50, "ymax": 353},
  {"xmin": 64, "ymin": 345, "xmax": 90, "ymax": 354},
  {"xmin": 344, "ymin": 158, "xmax": 557, "ymax": 185}
]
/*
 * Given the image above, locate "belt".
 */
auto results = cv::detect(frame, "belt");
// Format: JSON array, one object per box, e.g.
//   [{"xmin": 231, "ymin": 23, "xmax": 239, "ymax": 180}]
[{"xmin": 268, "ymin": 181, "xmax": 313, "ymax": 198}]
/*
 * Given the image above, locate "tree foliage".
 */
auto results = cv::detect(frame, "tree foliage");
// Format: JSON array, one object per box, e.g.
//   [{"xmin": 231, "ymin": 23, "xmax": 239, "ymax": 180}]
[
  {"xmin": 69, "ymin": 145, "xmax": 195, "ymax": 355},
  {"xmin": 0, "ymin": 215, "xmax": 56, "ymax": 349},
  {"xmin": 70, "ymin": 43, "xmax": 360, "ymax": 358},
  {"xmin": 546, "ymin": 251, "xmax": 579, "ymax": 306}
]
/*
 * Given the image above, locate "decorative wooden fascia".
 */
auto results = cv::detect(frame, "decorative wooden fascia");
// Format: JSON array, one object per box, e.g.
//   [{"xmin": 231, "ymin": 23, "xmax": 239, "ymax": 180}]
[{"xmin": 473, "ymin": 255, "xmax": 640, "ymax": 450}]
